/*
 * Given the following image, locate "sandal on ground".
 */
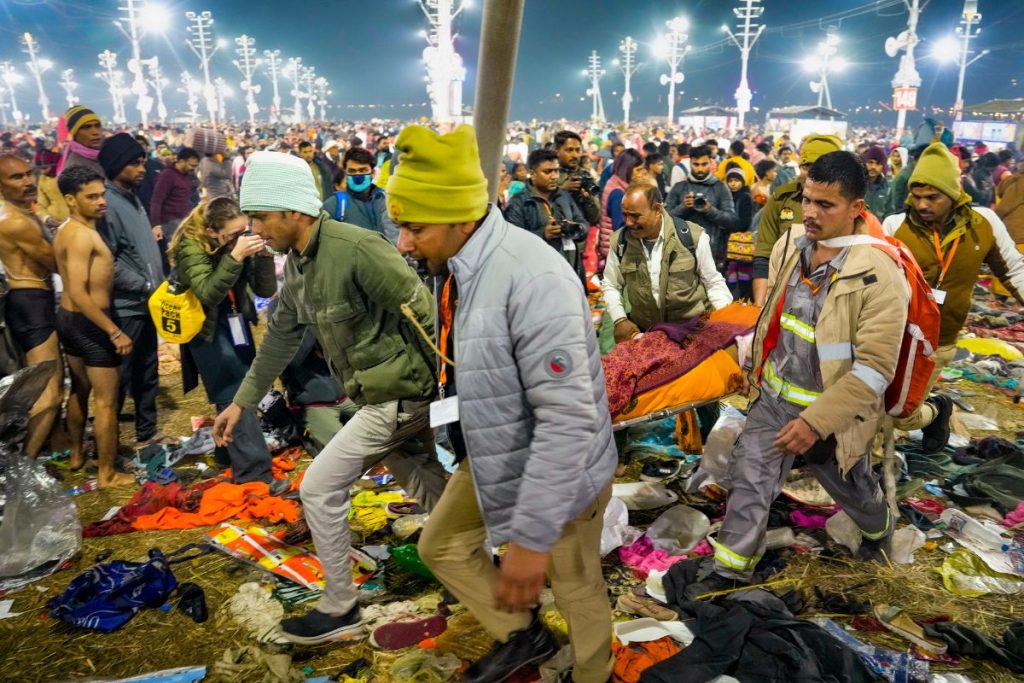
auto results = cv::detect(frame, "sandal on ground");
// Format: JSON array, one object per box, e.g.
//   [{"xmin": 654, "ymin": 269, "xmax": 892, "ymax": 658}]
[
  {"xmin": 615, "ymin": 593, "xmax": 679, "ymax": 621},
  {"xmin": 873, "ymin": 604, "xmax": 948, "ymax": 655}
]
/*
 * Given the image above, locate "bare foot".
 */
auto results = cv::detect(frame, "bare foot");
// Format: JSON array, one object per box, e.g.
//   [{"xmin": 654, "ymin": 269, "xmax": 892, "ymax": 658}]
[
  {"xmin": 69, "ymin": 451, "xmax": 86, "ymax": 471},
  {"xmin": 97, "ymin": 471, "xmax": 136, "ymax": 488}
]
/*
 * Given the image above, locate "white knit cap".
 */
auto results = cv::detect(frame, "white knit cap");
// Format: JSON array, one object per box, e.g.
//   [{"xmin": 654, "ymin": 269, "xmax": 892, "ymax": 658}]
[{"xmin": 239, "ymin": 151, "xmax": 322, "ymax": 217}]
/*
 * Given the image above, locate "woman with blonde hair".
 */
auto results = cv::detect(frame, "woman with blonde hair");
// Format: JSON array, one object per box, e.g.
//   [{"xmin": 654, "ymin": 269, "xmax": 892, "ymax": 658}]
[{"xmin": 168, "ymin": 197, "xmax": 285, "ymax": 492}]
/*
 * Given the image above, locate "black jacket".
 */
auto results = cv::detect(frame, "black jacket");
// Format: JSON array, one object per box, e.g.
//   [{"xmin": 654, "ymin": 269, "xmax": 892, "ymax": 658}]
[{"xmin": 666, "ymin": 175, "xmax": 739, "ymax": 236}]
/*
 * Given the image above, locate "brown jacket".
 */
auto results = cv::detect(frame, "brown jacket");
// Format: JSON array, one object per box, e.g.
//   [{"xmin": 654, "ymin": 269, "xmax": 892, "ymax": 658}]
[
  {"xmin": 996, "ymin": 172, "xmax": 1024, "ymax": 244},
  {"xmin": 751, "ymin": 219, "xmax": 909, "ymax": 474}
]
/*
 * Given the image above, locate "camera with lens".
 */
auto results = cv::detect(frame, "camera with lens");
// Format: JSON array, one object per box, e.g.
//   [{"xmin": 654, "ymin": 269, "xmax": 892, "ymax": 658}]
[
  {"xmin": 559, "ymin": 219, "xmax": 588, "ymax": 241},
  {"xmin": 573, "ymin": 171, "xmax": 600, "ymax": 197},
  {"xmin": 693, "ymin": 192, "xmax": 708, "ymax": 209}
]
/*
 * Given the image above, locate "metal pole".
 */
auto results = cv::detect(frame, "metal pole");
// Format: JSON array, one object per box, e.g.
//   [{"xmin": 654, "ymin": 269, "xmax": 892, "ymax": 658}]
[
  {"xmin": 263, "ymin": 50, "xmax": 282, "ymax": 124},
  {"xmin": 21, "ymin": 33, "xmax": 51, "ymax": 121},
  {"xmin": 618, "ymin": 36, "xmax": 638, "ymax": 126},
  {"xmin": 235, "ymin": 35, "xmax": 259, "ymax": 126},
  {"xmin": 60, "ymin": 69, "xmax": 78, "ymax": 109},
  {"xmin": 954, "ymin": 7, "xmax": 979, "ymax": 121},
  {"xmin": 187, "ymin": 11, "xmax": 218, "ymax": 125},
  {"xmin": 1, "ymin": 62, "xmax": 23, "ymax": 124},
  {"xmin": 893, "ymin": 0, "xmax": 921, "ymax": 138},
  {"xmin": 586, "ymin": 50, "xmax": 605, "ymax": 124},
  {"xmin": 473, "ymin": 0, "xmax": 524, "ymax": 201},
  {"xmin": 724, "ymin": 0, "xmax": 765, "ymax": 130}
]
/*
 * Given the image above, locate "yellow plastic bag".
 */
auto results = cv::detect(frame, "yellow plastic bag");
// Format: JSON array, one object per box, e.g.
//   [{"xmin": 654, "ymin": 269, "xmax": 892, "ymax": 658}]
[
  {"xmin": 956, "ymin": 337, "xmax": 1024, "ymax": 361},
  {"xmin": 148, "ymin": 281, "xmax": 205, "ymax": 344},
  {"xmin": 934, "ymin": 548, "xmax": 1024, "ymax": 597}
]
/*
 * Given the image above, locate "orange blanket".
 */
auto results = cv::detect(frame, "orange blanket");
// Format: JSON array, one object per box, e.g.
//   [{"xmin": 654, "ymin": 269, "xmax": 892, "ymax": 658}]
[{"xmin": 132, "ymin": 481, "xmax": 301, "ymax": 531}]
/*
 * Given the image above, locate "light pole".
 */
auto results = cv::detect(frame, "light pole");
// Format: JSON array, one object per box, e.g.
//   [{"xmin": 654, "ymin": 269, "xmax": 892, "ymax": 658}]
[
  {"xmin": 655, "ymin": 16, "xmax": 689, "ymax": 128},
  {"xmin": 614, "ymin": 36, "xmax": 639, "ymax": 126},
  {"xmin": 263, "ymin": 49, "xmax": 282, "ymax": 123},
  {"xmin": 805, "ymin": 29, "xmax": 845, "ymax": 110},
  {"xmin": 114, "ymin": 0, "xmax": 167, "ymax": 125},
  {"xmin": 283, "ymin": 57, "xmax": 303, "ymax": 123},
  {"xmin": 186, "ymin": 10, "xmax": 219, "ymax": 125},
  {"xmin": 0, "ymin": 62, "xmax": 24, "ymax": 124},
  {"xmin": 954, "ymin": 0, "xmax": 982, "ymax": 120},
  {"xmin": 147, "ymin": 57, "xmax": 168, "ymax": 124},
  {"xmin": 722, "ymin": 0, "xmax": 765, "ymax": 130},
  {"xmin": 214, "ymin": 77, "xmax": 230, "ymax": 122},
  {"xmin": 21, "ymin": 33, "xmax": 52, "ymax": 121},
  {"xmin": 97, "ymin": 50, "xmax": 127, "ymax": 124},
  {"xmin": 418, "ymin": 0, "xmax": 468, "ymax": 125},
  {"xmin": 314, "ymin": 77, "xmax": 331, "ymax": 121},
  {"xmin": 234, "ymin": 35, "xmax": 261, "ymax": 126},
  {"xmin": 886, "ymin": 0, "xmax": 922, "ymax": 138},
  {"xmin": 179, "ymin": 70, "xmax": 200, "ymax": 124},
  {"xmin": 59, "ymin": 69, "xmax": 78, "ymax": 109},
  {"xmin": 300, "ymin": 67, "xmax": 317, "ymax": 121},
  {"xmin": 584, "ymin": 50, "xmax": 605, "ymax": 124}
]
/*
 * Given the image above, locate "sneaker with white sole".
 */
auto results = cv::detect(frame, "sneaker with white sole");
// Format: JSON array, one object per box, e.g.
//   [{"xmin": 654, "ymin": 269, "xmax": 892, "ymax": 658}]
[{"xmin": 278, "ymin": 607, "xmax": 365, "ymax": 645}]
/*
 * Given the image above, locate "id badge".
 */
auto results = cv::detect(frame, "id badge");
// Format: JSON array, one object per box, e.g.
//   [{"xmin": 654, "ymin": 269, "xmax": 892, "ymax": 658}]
[
  {"xmin": 429, "ymin": 396, "xmax": 460, "ymax": 428},
  {"xmin": 226, "ymin": 313, "xmax": 249, "ymax": 347},
  {"xmin": 931, "ymin": 288, "xmax": 947, "ymax": 305},
  {"xmin": 562, "ymin": 237, "xmax": 577, "ymax": 252}
]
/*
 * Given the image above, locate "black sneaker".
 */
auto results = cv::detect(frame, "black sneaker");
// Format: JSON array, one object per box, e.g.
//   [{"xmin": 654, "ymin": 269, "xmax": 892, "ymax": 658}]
[
  {"xmin": 856, "ymin": 535, "xmax": 893, "ymax": 564},
  {"xmin": 268, "ymin": 478, "xmax": 292, "ymax": 497},
  {"xmin": 278, "ymin": 607, "xmax": 365, "ymax": 645},
  {"xmin": 921, "ymin": 394, "xmax": 954, "ymax": 454},
  {"xmin": 640, "ymin": 459, "xmax": 684, "ymax": 482},
  {"xmin": 463, "ymin": 616, "xmax": 557, "ymax": 683}
]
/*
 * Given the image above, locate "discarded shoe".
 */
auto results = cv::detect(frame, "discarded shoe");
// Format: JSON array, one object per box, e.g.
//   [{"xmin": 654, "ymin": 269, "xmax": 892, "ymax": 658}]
[
  {"xmin": 177, "ymin": 582, "xmax": 208, "ymax": 623},
  {"xmin": 370, "ymin": 613, "xmax": 448, "ymax": 650},
  {"xmin": 387, "ymin": 501, "xmax": 427, "ymax": 518},
  {"xmin": 873, "ymin": 604, "xmax": 948, "ymax": 655},
  {"xmin": 921, "ymin": 394, "xmax": 953, "ymax": 454},
  {"xmin": 463, "ymin": 616, "xmax": 556, "ymax": 683},
  {"xmin": 856, "ymin": 534, "xmax": 893, "ymax": 564},
  {"xmin": 640, "ymin": 459, "xmax": 685, "ymax": 483},
  {"xmin": 615, "ymin": 593, "xmax": 679, "ymax": 621},
  {"xmin": 278, "ymin": 606, "xmax": 365, "ymax": 645},
  {"xmin": 268, "ymin": 478, "xmax": 292, "ymax": 497}
]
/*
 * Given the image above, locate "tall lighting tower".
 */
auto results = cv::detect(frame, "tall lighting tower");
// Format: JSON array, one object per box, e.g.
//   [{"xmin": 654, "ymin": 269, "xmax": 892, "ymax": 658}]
[
  {"xmin": 805, "ymin": 29, "xmax": 845, "ymax": 110},
  {"xmin": 722, "ymin": 0, "xmax": 765, "ymax": 129},
  {"xmin": 614, "ymin": 36, "xmax": 640, "ymax": 126},
  {"xmin": 186, "ymin": 10, "xmax": 219, "ymax": 124},
  {"xmin": 418, "ymin": 0, "xmax": 468, "ymax": 125},
  {"xmin": 21, "ymin": 33, "xmax": 52, "ymax": 121},
  {"xmin": 584, "ymin": 51, "xmax": 605, "ymax": 124},
  {"xmin": 0, "ymin": 63, "xmax": 24, "ymax": 124},
  {"xmin": 59, "ymin": 69, "xmax": 79, "ymax": 109},
  {"xmin": 313, "ymin": 77, "xmax": 331, "ymax": 121},
  {"xmin": 886, "ymin": 0, "xmax": 922, "ymax": 137},
  {"xmin": 234, "ymin": 35, "xmax": 261, "ymax": 126},
  {"xmin": 97, "ymin": 50, "xmax": 128, "ymax": 124},
  {"xmin": 263, "ymin": 50, "xmax": 282, "ymax": 123},
  {"xmin": 654, "ymin": 17, "xmax": 689, "ymax": 128},
  {"xmin": 179, "ymin": 70, "xmax": 200, "ymax": 124}
]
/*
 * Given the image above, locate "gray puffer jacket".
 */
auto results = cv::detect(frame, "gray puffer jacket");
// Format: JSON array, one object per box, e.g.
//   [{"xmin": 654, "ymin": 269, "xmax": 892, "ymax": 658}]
[{"xmin": 448, "ymin": 206, "xmax": 616, "ymax": 553}]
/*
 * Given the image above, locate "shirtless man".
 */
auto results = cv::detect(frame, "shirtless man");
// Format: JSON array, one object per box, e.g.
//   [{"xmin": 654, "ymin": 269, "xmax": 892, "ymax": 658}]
[
  {"xmin": 0, "ymin": 153, "xmax": 64, "ymax": 458},
  {"xmin": 53, "ymin": 166, "xmax": 135, "ymax": 487}
]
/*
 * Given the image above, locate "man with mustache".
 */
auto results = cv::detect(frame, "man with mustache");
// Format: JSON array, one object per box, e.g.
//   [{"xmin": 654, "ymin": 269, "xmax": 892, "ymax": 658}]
[{"xmin": 0, "ymin": 153, "xmax": 64, "ymax": 458}]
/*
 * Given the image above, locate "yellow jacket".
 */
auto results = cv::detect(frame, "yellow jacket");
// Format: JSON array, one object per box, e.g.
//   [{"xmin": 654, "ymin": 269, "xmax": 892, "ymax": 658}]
[{"xmin": 35, "ymin": 174, "xmax": 68, "ymax": 224}]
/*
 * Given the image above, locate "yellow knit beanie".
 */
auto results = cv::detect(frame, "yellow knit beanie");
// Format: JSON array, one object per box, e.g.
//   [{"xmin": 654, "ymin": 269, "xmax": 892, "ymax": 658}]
[
  {"xmin": 386, "ymin": 124, "xmax": 489, "ymax": 224},
  {"xmin": 909, "ymin": 142, "xmax": 962, "ymax": 201}
]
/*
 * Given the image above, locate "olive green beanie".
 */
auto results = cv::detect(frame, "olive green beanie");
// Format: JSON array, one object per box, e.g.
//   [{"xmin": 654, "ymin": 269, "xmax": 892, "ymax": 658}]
[{"xmin": 909, "ymin": 142, "xmax": 961, "ymax": 201}]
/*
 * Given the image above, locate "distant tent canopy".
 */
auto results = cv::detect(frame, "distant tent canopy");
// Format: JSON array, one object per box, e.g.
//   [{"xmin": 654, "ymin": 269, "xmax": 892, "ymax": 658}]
[
  {"xmin": 967, "ymin": 99, "xmax": 1024, "ymax": 116},
  {"xmin": 766, "ymin": 105, "xmax": 846, "ymax": 120}
]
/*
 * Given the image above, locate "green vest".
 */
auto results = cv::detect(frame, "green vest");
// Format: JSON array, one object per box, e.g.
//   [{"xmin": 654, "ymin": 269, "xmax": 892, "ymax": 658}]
[{"xmin": 614, "ymin": 211, "xmax": 709, "ymax": 331}]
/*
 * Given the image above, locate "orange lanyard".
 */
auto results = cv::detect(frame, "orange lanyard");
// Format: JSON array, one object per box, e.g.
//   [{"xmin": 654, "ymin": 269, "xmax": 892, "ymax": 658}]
[
  {"xmin": 226, "ymin": 289, "xmax": 238, "ymax": 314},
  {"xmin": 438, "ymin": 275, "xmax": 455, "ymax": 386},
  {"xmin": 931, "ymin": 227, "xmax": 960, "ymax": 289}
]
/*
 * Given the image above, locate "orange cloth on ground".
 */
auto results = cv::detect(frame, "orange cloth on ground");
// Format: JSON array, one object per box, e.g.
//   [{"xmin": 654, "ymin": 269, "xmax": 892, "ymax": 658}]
[
  {"xmin": 611, "ymin": 636, "xmax": 680, "ymax": 683},
  {"xmin": 132, "ymin": 481, "xmax": 300, "ymax": 530},
  {"xmin": 708, "ymin": 301, "xmax": 760, "ymax": 327},
  {"xmin": 614, "ymin": 349, "xmax": 742, "ymax": 422}
]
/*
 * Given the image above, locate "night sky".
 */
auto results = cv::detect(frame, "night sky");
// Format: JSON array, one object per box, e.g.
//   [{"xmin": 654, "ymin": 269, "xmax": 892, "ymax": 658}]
[{"xmin": 0, "ymin": 0, "xmax": 1021, "ymax": 124}]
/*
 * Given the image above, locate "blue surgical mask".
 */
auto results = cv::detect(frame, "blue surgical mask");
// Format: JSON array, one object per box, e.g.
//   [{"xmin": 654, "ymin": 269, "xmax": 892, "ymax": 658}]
[{"xmin": 348, "ymin": 174, "xmax": 372, "ymax": 193}]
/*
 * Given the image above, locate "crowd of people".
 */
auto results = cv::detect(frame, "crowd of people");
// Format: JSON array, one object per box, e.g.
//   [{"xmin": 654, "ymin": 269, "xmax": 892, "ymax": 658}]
[{"xmin": 2, "ymin": 103, "xmax": 1024, "ymax": 681}]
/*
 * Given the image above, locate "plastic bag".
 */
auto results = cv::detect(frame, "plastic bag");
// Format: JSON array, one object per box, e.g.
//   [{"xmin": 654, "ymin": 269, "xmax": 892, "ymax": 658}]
[
  {"xmin": 935, "ymin": 548, "xmax": 1024, "ymax": 597},
  {"xmin": 0, "ymin": 364, "xmax": 82, "ymax": 590},
  {"xmin": 890, "ymin": 527, "xmax": 926, "ymax": 564},
  {"xmin": 825, "ymin": 510, "xmax": 862, "ymax": 554},
  {"xmin": 646, "ymin": 505, "xmax": 711, "ymax": 555},
  {"xmin": 600, "ymin": 496, "xmax": 641, "ymax": 556},
  {"xmin": 686, "ymin": 406, "xmax": 745, "ymax": 494},
  {"xmin": 388, "ymin": 651, "xmax": 461, "ymax": 683}
]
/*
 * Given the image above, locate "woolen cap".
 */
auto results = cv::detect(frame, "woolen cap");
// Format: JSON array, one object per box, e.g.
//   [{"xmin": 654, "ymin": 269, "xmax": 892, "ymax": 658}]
[
  {"xmin": 239, "ymin": 151, "xmax": 323, "ymax": 217},
  {"xmin": 909, "ymin": 142, "xmax": 963, "ymax": 202},
  {"xmin": 386, "ymin": 124, "xmax": 489, "ymax": 225},
  {"xmin": 98, "ymin": 133, "xmax": 145, "ymax": 180},
  {"xmin": 799, "ymin": 134, "xmax": 843, "ymax": 165},
  {"xmin": 64, "ymin": 106, "xmax": 101, "ymax": 141}
]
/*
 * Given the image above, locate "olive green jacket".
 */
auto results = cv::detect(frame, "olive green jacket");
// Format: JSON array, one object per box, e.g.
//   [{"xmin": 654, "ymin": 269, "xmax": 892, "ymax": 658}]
[
  {"xmin": 233, "ymin": 213, "xmax": 437, "ymax": 409},
  {"xmin": 754, "ymin": 179, "xmax": 803, "ymax": 262},
  {"xmin": 175, "ymin": 236, "xmax": 278, "ymax": 344}
]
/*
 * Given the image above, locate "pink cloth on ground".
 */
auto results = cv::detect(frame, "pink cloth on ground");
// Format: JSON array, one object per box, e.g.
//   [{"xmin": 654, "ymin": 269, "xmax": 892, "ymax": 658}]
[
  {"xmin": 789, "ymin": 508, "xmax": 838, "ymax": 528},
  {"xmin": 618, "ymin": 535, "xmax": 689, "ymax": 576},
  {"xmin": 1003, "ymin": 501, "xmax": 1024, "ymax": 527}
]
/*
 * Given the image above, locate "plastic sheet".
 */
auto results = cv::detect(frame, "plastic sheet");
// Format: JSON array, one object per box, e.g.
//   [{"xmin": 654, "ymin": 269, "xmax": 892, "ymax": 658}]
[
  {"xmin": 686, "ymin": 406, "xmax": 745, "ymax": 493},
  {"xmin": 388, "ymin": 651, "xmax": 461, "ymax": 683},
  {"xmin": 601, "ymin": 496, "xmax": 642, "ymax": 556},
  {"xmin": 935, "ymin": 548, "xmax": 1024, "ymax": 597},
  {"xmin": 646, "ymin": 505, "xmax": 711, "ymax": 555},
  {"xmin": 0, "ymin": 364, "xmax": 82, "ymax": 590}
]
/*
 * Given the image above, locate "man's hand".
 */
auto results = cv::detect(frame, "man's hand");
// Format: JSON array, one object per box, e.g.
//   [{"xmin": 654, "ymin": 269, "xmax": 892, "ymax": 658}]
[
  {"xmin": 231, "ymin": 234, "xmax": 268, "ymax": 261},
  {"xmin": 560, "ymin": 176, "xmax": 582, "ymax": 193},
  {"xmin": 740, "ymin": 373, "xmax": 751, "ymax": 398},
  {"xmin": 213, "ymin": 403, "xmax": 244, "ymax": 447},
  {"xmin": 152, "ymin": 225, "xmax": 164, "ymax": 241},
  {"xmin": 774, "ymin": 417, "xmax": 818, "ymax": 456},
  {"xmin": 543, "ymin": 221, "xmax": 562, "ymax": 240},
  {"xmin": 613, "ymin": 318, "xmax": 641, "ymax": 344},
  {"xmin": 496, "ymin": 543, "xmax": 549, "ymax": 613},
  {"xmin": 111, "ymin": 331, "xmax": 133, "ymax": 356},
  {"xmin": 683, "ymin": 192, "xmax": 696, "ymax": 210}
]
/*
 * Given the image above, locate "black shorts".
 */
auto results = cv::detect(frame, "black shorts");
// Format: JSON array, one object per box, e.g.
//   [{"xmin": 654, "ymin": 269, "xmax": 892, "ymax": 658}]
[
  {"xmin": 5, "ymin": 288, "xmax": 56, "ymax": 352},
  {"xmin": 56, "ymin": 308, "xmax": 121, "ymax": 368}
]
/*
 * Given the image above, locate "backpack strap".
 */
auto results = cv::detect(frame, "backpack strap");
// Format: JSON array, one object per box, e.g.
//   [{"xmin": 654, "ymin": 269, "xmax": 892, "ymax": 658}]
[
  {"xmin": 668, "ymin": 214, "xmax": 698, "ymax": 256},
  {"xmin": 616, "ymin": 228, "xmax": 628, "ymax": 260},
  {"xmin": 333, "ymin": 191, "xmax": 348, "ymax": 221}
]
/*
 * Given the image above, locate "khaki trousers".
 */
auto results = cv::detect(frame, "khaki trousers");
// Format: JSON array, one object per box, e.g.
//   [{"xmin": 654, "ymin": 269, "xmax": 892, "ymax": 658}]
[
  {"xmin": 419, "ymin": 465, "xmax": 613, "ymax": 683},
  {"xmin": 892, "ymin": 343, "xmax": 958, "ymax": 432}
]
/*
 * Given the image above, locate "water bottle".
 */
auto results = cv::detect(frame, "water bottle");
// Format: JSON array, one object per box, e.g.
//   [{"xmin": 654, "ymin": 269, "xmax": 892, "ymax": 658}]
[
  {"xmin": 67, "ymin": 479, "xmax": 98, "ymax": 496},
  {"xmin": 939, "ymin": 508, "xmax": 1010, "ymax": 553}
]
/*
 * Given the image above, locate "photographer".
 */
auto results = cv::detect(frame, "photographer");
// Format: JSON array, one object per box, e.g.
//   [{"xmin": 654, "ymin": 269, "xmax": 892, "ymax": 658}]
[
  {"xmin": 504, "ymin": 148, "xmax": 589, "ymax": 288},
  {"xmin": 666, "ymin": 144, "xmax": 739, "ymax": 268},
  {"xmin": 555, "ymin": 130, "xmax": 602, "ymax": 226}
]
